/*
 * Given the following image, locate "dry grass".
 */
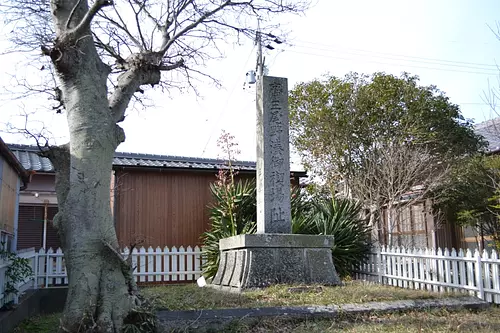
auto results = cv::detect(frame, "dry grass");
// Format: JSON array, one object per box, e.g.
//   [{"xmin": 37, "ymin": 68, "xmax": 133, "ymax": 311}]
[
  {"xmin": 218, "ymin": 307, "xmax": 500, "ymax": 332},
  {"xmin": 12, "ymin": 282, "xmax": 490, "ymax": 332},
  {"xmin": 142, "ymin": 281, "xmax": 461, "ymax": 311},
  {"xmin": 13, "ymin": 307, "xmax": 500, "ymax": 333}
]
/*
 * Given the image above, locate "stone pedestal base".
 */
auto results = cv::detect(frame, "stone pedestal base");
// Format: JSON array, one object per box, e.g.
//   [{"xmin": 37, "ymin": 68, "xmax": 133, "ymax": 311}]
[{"xmin": 210, "ymin": 234, "xmax": 341, "ymax": 291}]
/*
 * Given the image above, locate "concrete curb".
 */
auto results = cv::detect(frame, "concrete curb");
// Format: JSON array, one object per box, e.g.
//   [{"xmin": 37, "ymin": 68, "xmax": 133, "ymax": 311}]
[{"xmin": 156, "ymin": 296, "xmax": 489, "ymax": 332}]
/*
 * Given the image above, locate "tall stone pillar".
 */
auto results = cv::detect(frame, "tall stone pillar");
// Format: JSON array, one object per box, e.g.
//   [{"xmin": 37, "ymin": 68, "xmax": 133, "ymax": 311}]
[
  {"xmin": 210, "ymin": 76, "xmax": 341, "ymax": 291},
  {"xmin": 256, "ymin": 76, "xmax": 291, "ymax": 234}
]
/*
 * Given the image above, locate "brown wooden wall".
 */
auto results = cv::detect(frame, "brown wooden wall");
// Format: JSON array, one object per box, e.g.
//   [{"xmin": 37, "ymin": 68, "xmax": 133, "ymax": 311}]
[
  {"xmin": 377, "ymin": 199, "xmax": 465, "ymax": 249},
  {"xmin": 114, "ymin": 169, "xmax": 221, "ymax": 248},
  {"xmin": 114, "ymin": 169, "xmax": 300, "ymax": 248},
  {"xmin": 0, "ymin": 157, "xmax": 18, "ymax": 234}
]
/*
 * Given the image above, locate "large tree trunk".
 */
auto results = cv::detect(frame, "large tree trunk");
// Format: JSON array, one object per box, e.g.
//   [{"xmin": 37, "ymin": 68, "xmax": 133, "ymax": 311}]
[
  {"xmin": 54, "ymin": 140, "xmax": 134, "ymax": 333},
  {"xmin": 50, "ymin": 70, "xmax": 134, "ymax": 332},
  {"xmin": 45, "ymin": 2, "xmax": 136, "ymax": 331},
  {"xmin": 57, "ymin": 141, "xmax": 134, "ymax": 333},
  {"xmin": 51, "ymin": 66, "xmax": 134, "ymax": 333}
]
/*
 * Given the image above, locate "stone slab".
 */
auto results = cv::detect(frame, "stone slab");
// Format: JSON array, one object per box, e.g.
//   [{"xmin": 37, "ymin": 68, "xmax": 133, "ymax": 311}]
[
  {"xmin": 219, "ymin": 233, "xmax": 334, "ymax": 250},
  {"xmin": 212, "ymin": 236, "xmax": 341, "ymax": 289},
  {"xmin": 157, "ymin": 296, "xmax": 489, "ymax": 332},
  {"xmin": 220, "ymin": 250, "xmax": 236, "ymax": 286},
  {"xmin": 256, "ymin": 76, "xmax": 292, "ymax": 234},
  {"xmin": 229, "ymin": 250, "xmax": 245, "ymax": 288}
]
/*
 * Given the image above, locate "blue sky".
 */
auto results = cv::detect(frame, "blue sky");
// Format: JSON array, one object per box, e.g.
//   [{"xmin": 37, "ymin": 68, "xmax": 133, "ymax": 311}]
[{"xmin": 2, "ymin": 0, "xmax": 500, "ymax": 167}]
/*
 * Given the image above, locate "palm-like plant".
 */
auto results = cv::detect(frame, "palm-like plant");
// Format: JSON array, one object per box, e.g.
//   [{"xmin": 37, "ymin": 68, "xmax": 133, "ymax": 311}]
[
  {"xmin": 202, "ymin": 170, "xmax": 371, "ymax": 279},
  {"xmin": 201, "ymin": 176, "xmax": 257, "ymax": 278},
  {"xmin": 305, "ymin": 198, "xmax": 372, "ymax": 278}
]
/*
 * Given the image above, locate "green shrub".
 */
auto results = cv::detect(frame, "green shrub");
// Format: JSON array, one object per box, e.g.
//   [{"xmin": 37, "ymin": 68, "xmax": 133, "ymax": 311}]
[
  {"xmin": 201, "ymin": 174, "xmax": 257, "ymax": 279},
  {"xmin": 0, "ymin": 245, "xmax": 33, "ymax": 310},
  {"xmin": 297, "ymin": 198, "xmax": 372, "ymax": 279},
  {"xmin": 201, "ymin": 175, "xmax": 371, "ymax": 280},
  {"xmin": 291, "ymin": 186, "xmax": 315, "ymax": 234}
]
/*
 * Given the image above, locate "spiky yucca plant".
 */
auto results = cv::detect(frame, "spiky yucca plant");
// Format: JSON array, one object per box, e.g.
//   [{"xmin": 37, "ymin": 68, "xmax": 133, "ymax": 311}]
[
  {"xmin": 201, "ymin": 164, "xmax": 371, "ymax": 279},
  {"xmin": 305, "ymin": 198, "xmax": 372, "ymax": 278},
  {"xmin": 201, "ymin": 172, "xmax": 257, "ymax": 279}
]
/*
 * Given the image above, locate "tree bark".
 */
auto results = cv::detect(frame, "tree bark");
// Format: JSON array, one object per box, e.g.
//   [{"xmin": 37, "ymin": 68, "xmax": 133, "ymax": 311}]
[
  {"xmin": 52, "ymin": 67, "xmax": 133, "ymax": 333},
  {"xmin": 50, "ymin": 73, "xmax": 134, "ymax": 332},
  {"xmin": 45, "ymin": 2, "xmax": 136, "ymax": 332}
]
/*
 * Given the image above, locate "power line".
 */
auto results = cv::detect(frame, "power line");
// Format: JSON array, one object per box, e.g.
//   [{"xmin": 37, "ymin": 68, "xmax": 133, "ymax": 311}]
[
  {"xmin": 292, "ymin": 44, "xmax": 496, "ymax": 72},
  {"xmin": 293, "ymin": 39, "xmax": 499, "ymax": 69},
  {"xmin": 280, "ymin": 49, "xmax": 499, "ymax": 76}
]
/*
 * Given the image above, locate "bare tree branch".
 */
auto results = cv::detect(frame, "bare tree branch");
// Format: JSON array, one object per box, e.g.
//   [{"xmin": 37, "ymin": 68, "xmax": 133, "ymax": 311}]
[
  {"xmin": 70, "ymin": 0, "xmax": 113, "ymax": 37},
  {"xmin": 159, "ymin": 0, "xmax": 231, "ymax": 54},
  {"xmin": 65, "ymin": 0, "xmax": 83, "ymax": 29},
  {"xmin": 109, "ymin": 57, "xmax": 185, "ymax": 122}
]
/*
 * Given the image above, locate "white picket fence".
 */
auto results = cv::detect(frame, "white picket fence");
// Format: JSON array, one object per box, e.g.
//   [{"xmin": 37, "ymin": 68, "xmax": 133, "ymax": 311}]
[
  {"xmin": 354, "ymin": 246, "xmax": 500, "ymax": 304},
  {"xmin": 0, "ymin": 247, "xmax": 37, "ymax": 308},
  {"xmin": 1, "ymin": 246, "xmax": 204, "ymax": 305}
]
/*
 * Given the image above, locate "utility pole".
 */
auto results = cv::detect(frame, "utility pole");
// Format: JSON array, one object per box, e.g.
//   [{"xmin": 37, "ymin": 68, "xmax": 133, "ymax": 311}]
[
  {"xmin": 211, "ymin": 24, "xmax": 341, "ymax": 290},
  {"xmin": 255, "ymin": 21, "xmax": 265, "ymax": 82}
]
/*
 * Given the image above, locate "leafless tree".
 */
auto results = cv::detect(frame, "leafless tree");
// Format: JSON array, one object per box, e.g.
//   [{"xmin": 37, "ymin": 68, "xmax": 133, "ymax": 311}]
[
  {"xmin": 348, "ymin": 142, "xmax": 449, "ymax": 247},
  {"xmin": 482, "ymin": 22, "xmax": 500, "ymax": 140},
  {"xmin": 0, "ymin": 1, "xmax": 310, "ymax": 332}
]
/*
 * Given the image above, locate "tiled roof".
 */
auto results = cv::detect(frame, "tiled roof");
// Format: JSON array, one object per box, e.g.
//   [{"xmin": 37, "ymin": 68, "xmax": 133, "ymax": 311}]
[
  {"xmin": 112, "ymin": 151, "xmax": 257, "ymax": 171},
  {"xmin": 8, "ymin": 144, "xmax": 306, "ymax": 176},
  {"xmin": 0, "ymin": 138, "xmax": 30, "ymax": 182},
  {"xmin": 13, "ymin": 148, "xmax": 55, "ymax": 172},
  {"xmin": 475, "ymin": 118, "xmax": 500, "ymax": 152}
]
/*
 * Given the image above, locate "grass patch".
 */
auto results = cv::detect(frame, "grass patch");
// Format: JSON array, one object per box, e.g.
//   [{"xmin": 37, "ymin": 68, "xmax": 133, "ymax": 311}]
[
  {"xmin": 12, "ymin": 313, "xmax": 60, "ymax": 333},
  {"xmin": 143, "ymin": 281, "xmax": 460, "ymax": 311},
  {"xmin": 10, "ymin": 282, "xmax": 481, "ymax": 332},
  {"xmin": 13, "ymin": 307, "xmax": 500, "ymax": 333},
  {"xmin": 217, "ymin": 307, "xmax": 500, "ymax": 332}
]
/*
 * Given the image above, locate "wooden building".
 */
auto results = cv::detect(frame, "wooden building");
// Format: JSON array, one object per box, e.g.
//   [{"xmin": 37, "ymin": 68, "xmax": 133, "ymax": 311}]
[
  {"xmin": 9, "ymin": 144, "xmax": 306, "ymax": 250},
  {"xmin": 376, "ymin": 199, "xmax": 466, "ymax": 250},
  {"xmin": 0, "ymin": 138, "xmax": 30, "ymax": 251}
]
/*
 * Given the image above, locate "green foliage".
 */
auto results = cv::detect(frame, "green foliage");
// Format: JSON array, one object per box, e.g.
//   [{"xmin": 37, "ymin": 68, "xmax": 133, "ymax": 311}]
[
  {"xmin": 201, "ymin": 175, "xmax": 257, "ymax": 279},
  {"xmin": 290, "ymin": 185, "xmax": 314, "ymax": 234},
  {"xmin": 436, "ymin": 156, "xmax": 494, "ymax": 214},
  {"xmin": 294, "ymin": 198, "xmax": 372, "ymax": 278},
  {"xmin": 437, "ymin": 155, "xmax": 500, "ymax": 250},
  {"xmin": 289, "ymin": 72, "xmax": 485, "ymax": 195},
  {"xmin": 201, "ymin": 176, "xmax": 371, "ymax": 279},
  {"xmin": 0, "ymin": 244, "xmax": 33, "ymax": 309}
]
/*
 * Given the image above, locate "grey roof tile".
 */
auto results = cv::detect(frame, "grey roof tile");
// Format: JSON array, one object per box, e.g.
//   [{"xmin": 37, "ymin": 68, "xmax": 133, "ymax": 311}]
[
  {"xmin": 475, "ymin": 118, "xmax": 500, "ymax": 152},
  {"xmin": 12, "ymin": 149, "xmax": 55, "ymax": 172},
  {"xmin": 7, "ymin": 144, "xmax": 305, "ymax": 175}
]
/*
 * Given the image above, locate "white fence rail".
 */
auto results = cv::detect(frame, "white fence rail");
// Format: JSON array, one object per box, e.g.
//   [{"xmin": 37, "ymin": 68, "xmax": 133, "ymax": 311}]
[
  {"xmin": 0, "ymin": 247, "xmax": 37, "ymax": 308},
  {"xmin": 35, "ymin": 246, "xmax": 204, "ymax": 288},
  {"xmin": 355, "ymin": 246, "xmax": 500, "ymax": 304},
  {"xmin": 1, "ymin": 246, "xmax": 203, "ymax": 306}
]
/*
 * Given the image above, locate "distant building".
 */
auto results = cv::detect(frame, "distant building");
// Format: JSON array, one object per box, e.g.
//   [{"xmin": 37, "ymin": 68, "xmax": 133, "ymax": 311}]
[
  {"xmin": 0, "ymin": 137, "xmax": 30, "ymax": 252},
  {"xmin": 9, "ymin": 144, "xmax": 306, "ymax": 250}
]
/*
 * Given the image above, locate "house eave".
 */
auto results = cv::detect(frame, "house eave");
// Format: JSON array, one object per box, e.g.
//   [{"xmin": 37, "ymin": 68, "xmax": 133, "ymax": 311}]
[
  {"xmin": 0, "ymin": 137, "xmax": 30, "ymax": 188},
  {"xmin": 113, "ymin": 164, "xmax": 308, "ymax": 178}
]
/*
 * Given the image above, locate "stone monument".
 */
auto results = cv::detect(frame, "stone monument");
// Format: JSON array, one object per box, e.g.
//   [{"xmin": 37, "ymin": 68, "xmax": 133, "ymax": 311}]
[{"xmin": 211, "ymin": 76, "xmax": 341, "ymax": 291}]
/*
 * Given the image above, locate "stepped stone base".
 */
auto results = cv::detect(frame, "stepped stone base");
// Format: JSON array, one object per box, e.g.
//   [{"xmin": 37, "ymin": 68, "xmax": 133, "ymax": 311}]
[{"xmin": 210, "ymin": 234, "xmax": 341, "ymax": 291}]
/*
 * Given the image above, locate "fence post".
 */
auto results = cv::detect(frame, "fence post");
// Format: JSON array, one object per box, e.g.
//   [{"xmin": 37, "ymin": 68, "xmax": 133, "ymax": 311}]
[
  {"xmin": 33, "ymin": 251, "xmax": 38, "ymax": 289},
  {"xmin": 475, "ymin": 250, "xmax": 484, "ymax": 300},
  {"xmin": 377, "ymin": 247, "xmax": 383, "ymax": 284}
]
